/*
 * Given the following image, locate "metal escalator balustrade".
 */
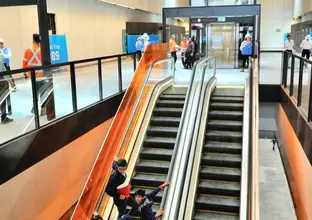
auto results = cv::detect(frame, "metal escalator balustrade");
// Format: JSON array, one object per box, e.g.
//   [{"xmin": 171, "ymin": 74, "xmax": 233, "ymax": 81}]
[
  {"xmin": 130, "ymin": 87, "xmax": 187, "ymax": 214},
  {"xmin": 194, "ymin": 87, "xmax": 244, "ymax": 220}
]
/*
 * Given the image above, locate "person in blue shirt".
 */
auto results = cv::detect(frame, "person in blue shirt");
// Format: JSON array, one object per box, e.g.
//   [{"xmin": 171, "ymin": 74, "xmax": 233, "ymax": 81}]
[
  {"xmin": 240, "ymin": 34, "xmax": 252, "ymax": 72},
  {"xmin": 141, "ymin": 33, "xmax": 150, "ymax": 54},
  {"xmin": 135, "ymin": 37, "xmax": 143, "ymax": 60},
  {"xmin": 0, "ymin": 39, "xmax": 16, "ymax": 91}
]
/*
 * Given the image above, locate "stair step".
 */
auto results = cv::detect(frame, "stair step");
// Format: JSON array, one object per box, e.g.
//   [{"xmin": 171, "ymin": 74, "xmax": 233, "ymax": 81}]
[
  {"xmin": 160, "ymin": 94, "xmax": 186, "ymax": 100},
  {"xmin": 135, "ymin": 160, "xmax": 170, "ymax": 174},
  {"xmin": 131, "ymin": 173, "xmax": 166, "ymax": 187},
  {"xmin": 154, "ymin": 107, "xmax": 183, "ymax": 117},
  {"xmin": 193, "ymin": 211, "xmax": 239, "ymax": 220},
  {"xmin": 157, "ymin": 100, "xmax": 185, "ymax": 108},
  {"xmin": 211, "ymin": 96, "xmax": 244, "ymax": 103},
  {"xmin": 140, "ymin": 148, "xmax": 173, "ymax": 161},
  {"xmin": 202, "ymin": 153, "xmax": 241, "ymax": 168},
  {"xmin": 200, "ymin": 166, "xmax": 241, "ymax": 182},
  {"xmin": 210, "ymin": 102, "xmax": 244, "ymax": 111},
  {"xmin": 131, "ymin": 187, "xmax": 164, "ymax": 203},
  {"xmin": 207, "ymin": 120, "xmax": 243, "ymax": 131},
  {"xmin": 209, "ymin": 111, "xmax": 243, "ymax": 121},
  {"xmin": 198, "ymin": 180, "xmax": 240, "ymax": 197},
  {"xmin": 150, "ymin": 117, "xmax": 181, "ymax": 127},
  {"xmin": 206, "ymin": 131, "xmax": 242, "ymax": 143},
  {"xmin": 147, "ymin": 126, "xmax": 178, "ymax": 138},
  {"xmin": 195, "ymin": 195, "xmax": 240, "ymax": 214},
  {"xmin": 144, "ymin": 137, "xmax": 176, "ymax": 149},
  {"xmin": 204, "ymin": 142, "xmax": 242, "ymax": 154}
]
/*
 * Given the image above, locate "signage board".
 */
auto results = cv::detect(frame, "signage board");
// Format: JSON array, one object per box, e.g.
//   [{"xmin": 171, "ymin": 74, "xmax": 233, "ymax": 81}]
[
  {"xmin": 127, "ymin": 35, "xmax": 160, "ymax": 53},
  {"xmin": 49, "ymin": 35, "xmax": 69, "ymax": 64}
]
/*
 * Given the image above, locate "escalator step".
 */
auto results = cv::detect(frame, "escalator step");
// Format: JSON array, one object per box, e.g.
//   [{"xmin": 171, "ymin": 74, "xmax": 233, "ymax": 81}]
[
  {"xmin": 209, "ymin": 111, "xmax": 243, "ymax": 121},
  {"xmin": 210, "ymin": 102, "xmax": 244, "ymax": 111},
  {"xmin": 147, "ymin": 126, "xmax": 178, "ymax": 138},
  {"xmin": 200, "ymin": 166, "xmax": 241, "ymax": 182},
  {"xmin": 131, "ymin": 187, "xmax": 164, "ymax": 203},
  {"xmin": 207, "ymin": 120, "xmax": 243, "ymax": 131},
  {"xmin": 212, "ymin": 88, "xmax": 244, "ymax": 97},
  {"xmin": 195, "ymin": 195, "xmax": 240, "ymax": 213},
  {"xmin": 140, "ymin": 148, "xmax": 173, "ymax": 161},
  {"xmin": 131, "ymin": 173, "xmax": 166, "ymax": 187},
  {"xmin": 206, "ymin": 131, "xmax": 242, "ymax": 143},
  {"xmin": 164, "ymin": 87, "xmax": 188, "ymax": 95},
  {"xmin": 204, "ymin": 142, "xmax": 242, "ymax": 154},
  {"xmin": 193, "ymin": 211, "xmax": 239, "ymax": 220},
  {"xmin": 202, "ymin": 153, "xmax": 241, "ymax": 168},
  {"xmin": 154, "ymin": 107, "xmax": 183, "ymax": 117},
  {"xmin": 144, "ymin": 137, "xmax": 176, "ymax": 149},
  {"xmin": 211, "ymin": 96, "xmax": 244, "ymax": 103},
  {"xmin": 150, "ymin": 117, "xmax": 181, "ymax": 127},
  {"xmin": 157, "ymin": 100, "xmax": 185, "ymax": 108},
  {"xmin": 135, "ymin": 160, "xmax": 170, "ymax": 173},
  {"xmin": 160, "ymin": 94, "xmax": 186, "ymax": 100},
  {"xmin": 198, "ymin": 180, "xmax": 240, "ymax": 197}
]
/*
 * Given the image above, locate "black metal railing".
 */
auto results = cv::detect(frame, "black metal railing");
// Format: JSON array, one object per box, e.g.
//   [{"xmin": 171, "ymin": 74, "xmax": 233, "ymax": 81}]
[
  {"xmin": 281, "ymin": 51, "xmax": 312, "ymax": 121},
  {"xmin": 0, "ymin": 52, "xmax": 137, "ymax": 144}
]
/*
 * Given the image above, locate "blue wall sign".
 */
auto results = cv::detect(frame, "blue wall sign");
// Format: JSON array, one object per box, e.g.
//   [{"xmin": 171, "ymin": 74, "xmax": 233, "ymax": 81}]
[
  {"xmin": 49, "ymin": 35, "xmax": 69, "ymax": 64},
  {"xmin": 127, "ymin": 35, "xmax": 160, "ymax": 53}
]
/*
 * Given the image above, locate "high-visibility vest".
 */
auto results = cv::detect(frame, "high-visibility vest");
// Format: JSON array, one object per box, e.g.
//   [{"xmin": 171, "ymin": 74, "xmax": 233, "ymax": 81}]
[
  {"xmin": 169, "ymin": 39, "xmax": 178, "ymax": 52},
  {"xmin": 180, "ymin": 40, "xmax": 188, "ymax": 52},
  {"xmin": 23, "ymin": 44, "xmax": 44, "ymax": 78}
]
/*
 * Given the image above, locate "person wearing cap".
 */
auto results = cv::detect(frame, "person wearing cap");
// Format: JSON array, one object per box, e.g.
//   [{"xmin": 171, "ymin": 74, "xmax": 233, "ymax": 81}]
[
  {"xmin": 300, "ymin": 35, "xmax": 312, "ymax": 66},
  {"xmin": 0, "ymin": 54, "xmax": 13, "ymax": 124},
  {"xmin": 128, "ymin": 180, "xmax": 170, "ymax": 220},
  {"xmin": 105, "ymin": 157, "xmax": 137, "ymax": 218},
  {"xmin": 285, "ymin": 35, "xmax": 295, "ymax": 68},
  {"xmin": 169, "ymin": 35, "xmax": 179, "ymax": 64},
  {"xmin": 240, "ymin": 33, "xmax": 252, "ymax": 72},
  {"xmin": 0, "ymin": 39, "xmax": 15, "ymax": 91},
  {"xmin": 141, "ymin": 33, "xmax": 150, "ymax": 53},
  {"xmin": 136, "ymin": 37, "xmax": 144, "ymax": 60}
]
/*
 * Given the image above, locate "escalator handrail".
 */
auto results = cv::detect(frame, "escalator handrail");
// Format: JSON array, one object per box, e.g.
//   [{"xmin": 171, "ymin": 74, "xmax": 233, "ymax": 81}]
[
  {"xmin": 159, "ymin": 56, "xmax": 217, "ymax": 214},
  {"xmin": 94, "ymin": 56, "xmax": 175, "ymax": 211}
]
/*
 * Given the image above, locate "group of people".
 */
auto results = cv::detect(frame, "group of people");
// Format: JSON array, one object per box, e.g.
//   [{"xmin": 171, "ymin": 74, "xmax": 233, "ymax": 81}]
[
  {"xmin": 169, "ymin": 35, "xmax": 196, "ymax": 69},
  {"xmin": 135, "ymin": 33, "xmax": 151, "ymax": 60},
  {"xmin": 93, "ymin": 157, "xmax": 170, "ymax": 220},
  {"xmin": 0, "ymin": 33, "xmax": 43, "ymax": 124}
]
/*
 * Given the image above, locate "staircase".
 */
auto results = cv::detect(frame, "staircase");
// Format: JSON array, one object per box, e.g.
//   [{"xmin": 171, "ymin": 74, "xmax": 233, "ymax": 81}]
[
  {"xmin": 130, "ymin": 87, "xmax": 187, "ymax": 214},
  {"xmin": 193, "ymin": 87, "xmax": 244, "ymax": 220}
]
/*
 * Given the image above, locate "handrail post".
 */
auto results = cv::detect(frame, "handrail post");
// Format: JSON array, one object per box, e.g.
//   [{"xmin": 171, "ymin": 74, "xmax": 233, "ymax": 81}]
[
  {"xmin": 282, "ymin": 51, "xmax": 288, "ymax": 87},
  {"xmin": 118, "ymin": 56, "xmax": 123, "ymax": 92},
  {"xmin": 70, "ymin": 63, "xmax": 78, "ymax": 112},
  {"xmin": 308, "ymin": 66, "xmax": 312, "ymax": 121},
  {"xmin": 30, "ymin": 69, "xmax": 40, "ymax": 128},
  {"xmin": 98, "ymin": 59, "xmax": 103, "ymax": 100},
  {"xmin": 297, "ymin": 59, "xmax": 304, "ymax": 107},
  {"xmin": 133, "ymin": 53, "xmax": 137, "ymax": 72},
  {"xmin": 290, "ymin": 55, "xmax": 295, "ymax": 96}
]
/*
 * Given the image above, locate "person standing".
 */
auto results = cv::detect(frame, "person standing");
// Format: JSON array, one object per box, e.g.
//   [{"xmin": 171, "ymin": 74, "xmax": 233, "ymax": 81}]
[
  {"xmin": 285, "ymin": 35, "xmax": 294, "ymax": 68},
  {"xmin": 169, "ymin": 35, "xmax": 179, "ymax": 64},
  {"xmin": 0, "ymin": 54, "xmax": 13, "ymax": 124},
  {"xmin": 240, "ymin": 34, "xmax": 252, "ymax": 72},
  {"xmin": 0, "ymin": 39, "xmax": 16, "ymax": 91},
  {"xmin": 185, "ymin": 38, "xmax": 195, "ymax": 69},
  {"xmin": 300, "ymin": 35, "xmax": 312, "ymax": 67},
  {"xmin": 180, "ymin": 37, "xmax": 188, "ymax": 67},
  {"xmin": 271, "ymin": 139, "xmax": 277, "ymax": 151},
  {"xmin": 135, "ymin": 37, "xmax": 143, "ymax": 60},
  {"xmin": 141, "ymin": 33, "xmax": 150, "ymax": 54}
]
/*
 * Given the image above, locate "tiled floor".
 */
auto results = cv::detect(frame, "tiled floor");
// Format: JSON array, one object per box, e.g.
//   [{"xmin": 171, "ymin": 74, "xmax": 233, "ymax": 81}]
[{"xmin": 259, "ymin": 139, "xmax": 297, "ymax": 220}]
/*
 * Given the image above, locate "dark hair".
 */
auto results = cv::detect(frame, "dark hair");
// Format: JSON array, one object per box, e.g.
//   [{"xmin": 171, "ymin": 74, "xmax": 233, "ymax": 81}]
[
  {"xmin": 287, "ymin": 35, "xmax": 291, "ymax": 38},
  {"xmin": 117, "ymin": 159, "xmax": 127, "ymax": 167},
  {"xmin": 33, "ymin": 34, "xmax": 41, "ymax": 43},
  {"xmin": 134, "ymin": 189, "xmax": 145, "ymax": 197}
]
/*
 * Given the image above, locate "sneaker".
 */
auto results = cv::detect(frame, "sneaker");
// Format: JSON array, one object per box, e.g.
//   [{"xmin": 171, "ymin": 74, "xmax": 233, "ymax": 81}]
[{"xmin": 1, "ymin": 117, "xmax": 13, "ymax": 124}]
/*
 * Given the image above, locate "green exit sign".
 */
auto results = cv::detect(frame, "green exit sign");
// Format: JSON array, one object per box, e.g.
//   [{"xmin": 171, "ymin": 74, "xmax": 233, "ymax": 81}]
[{"xmin": 218, "ymin": 17, "xmax": 226, "ymax": 22}]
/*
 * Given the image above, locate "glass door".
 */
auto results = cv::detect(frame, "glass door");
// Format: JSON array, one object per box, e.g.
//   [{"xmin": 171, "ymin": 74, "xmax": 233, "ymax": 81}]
[{"xmin": 207, "ymin": 23, "xmax": 235, "ymax": 68}]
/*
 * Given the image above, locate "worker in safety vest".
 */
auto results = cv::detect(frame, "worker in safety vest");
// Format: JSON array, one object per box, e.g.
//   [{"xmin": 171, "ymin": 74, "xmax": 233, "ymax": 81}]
[
  {"xmin": 169, "ymin": 35, "xmax": 179, "ymax": 64},
  {"xmin": 180, "ymin": 37, "xmax": 188, "ymax": 67},
  {"xmin": 23, "ymin": 34, "xmax": 43, "ymax": 78}
]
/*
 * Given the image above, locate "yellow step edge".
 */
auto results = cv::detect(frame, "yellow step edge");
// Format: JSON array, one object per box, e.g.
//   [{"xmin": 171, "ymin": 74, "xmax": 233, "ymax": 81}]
[
  {"xmin": 216, "ymin": 85, "xmax": 245, "ymax": 89},
  {"xmin": 195, "ymin": 209, "xmax": 239, "ymax": 216},
  {"xmin": 199, "ymin": 179, "xmax": 240, "ymax": 184},
  {"xmin": 197, "ymin": 193, "xmax": 240, "ymax": 199}
]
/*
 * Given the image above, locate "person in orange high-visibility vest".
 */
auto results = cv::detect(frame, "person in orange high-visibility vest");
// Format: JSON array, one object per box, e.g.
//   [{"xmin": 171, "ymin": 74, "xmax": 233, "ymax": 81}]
[
  {"xmin": 169, "ymin": 35, "xmax": 179, "ymax": 64},
  {"xmin": 23, "ymin": 34, "xmax": 43, "ymax": 78},
  {"xmin": 180, "ymin": 37, "xmax": 188, "ymax": 67}
]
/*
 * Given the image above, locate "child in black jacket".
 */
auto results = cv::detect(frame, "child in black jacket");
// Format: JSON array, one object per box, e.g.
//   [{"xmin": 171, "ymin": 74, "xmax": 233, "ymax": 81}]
[{"xmin": 128, "ymin": 181, "xmax": 170, "ymax": 220}]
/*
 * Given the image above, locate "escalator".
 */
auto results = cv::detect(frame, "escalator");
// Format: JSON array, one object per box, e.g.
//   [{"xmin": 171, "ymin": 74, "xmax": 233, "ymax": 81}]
[
  {"xmin": 129, "ymin": 86, "xmax": 187, "ymax": 213},
  {"xmin": 193, "ymin": 87, "xmax": 244, "ymax": 220}
]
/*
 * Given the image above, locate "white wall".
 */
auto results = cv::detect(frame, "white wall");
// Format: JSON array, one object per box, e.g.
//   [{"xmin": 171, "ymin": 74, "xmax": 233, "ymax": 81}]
[
  {"xmin": 258, "ymin": 0, "xmax": 294, "ymax": 49},
  {"xmin": 0, "ymin": 1, "xmax": 164, "ymax": 69}
]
